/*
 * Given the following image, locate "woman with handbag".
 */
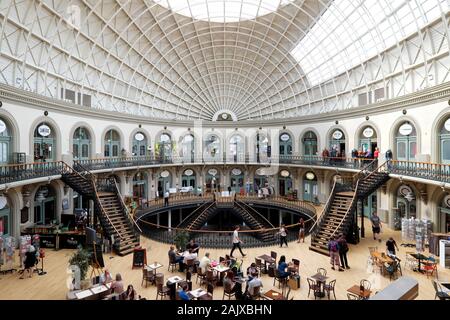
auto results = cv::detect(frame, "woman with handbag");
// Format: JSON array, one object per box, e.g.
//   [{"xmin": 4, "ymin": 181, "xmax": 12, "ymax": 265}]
[{"xmin": 337, "ymin": 233, "xmax": 350, "ymax": 269}]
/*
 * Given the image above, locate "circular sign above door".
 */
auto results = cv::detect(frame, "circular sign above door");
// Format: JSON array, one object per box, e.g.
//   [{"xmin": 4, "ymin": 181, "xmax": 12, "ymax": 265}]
[
  {"xmin": 306, "ymin": 172, "xmax": 316, "ymax": 180},
  {"xmin": 398, "ymin": 123, "xmax": 413, "ymax": 136},
  {"xmin": 362, "ymin": 127, "xmax": 374, "ymax": 138},
  {"xmin": 280, "ymin": 170, "xmax": 290, "ymax": 177},
  {"xmin": 208, "ymin": 168, "xmax": 218, "ymax": 176},
  {"xmin": 38, "ymin": 124, "xmax": 51, "ymax": 137},
  {"xmin": 332, "ymin": 130, "xmax": 343, "ymax": 140},
  {"xmin": 0, "ymin": 120, "xmax": 6, "ymax": 134},
  {"xmin": 280, "ymin": 133, "xmax": 290, "ymax": 142},
  {"xmin": 231, "ymin": 168, "xmax": 242, "ymax": 176},
  {"xmin": 399, "ymin": 185, "xmax": 412, "ymax": 197},
  {"xmin": 444, "ymin": 118, "xmax": 450, "ymax": 132},
  {"xmin": 134, "ymin": 133, "xmax": 145, "ymax": 141},
  {"xmin": 184, "ymin": 169, "xmax": 193, "ymax": 176},
  {"xmin": 160, "ymin": 170, "xmax": 170, "ymax": 178}
]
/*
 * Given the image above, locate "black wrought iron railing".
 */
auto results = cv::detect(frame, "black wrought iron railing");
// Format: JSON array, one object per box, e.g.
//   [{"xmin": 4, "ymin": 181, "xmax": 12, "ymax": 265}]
[{"xmin": 0, "ymin": 161, "xmax": 64, "ymax": 185}]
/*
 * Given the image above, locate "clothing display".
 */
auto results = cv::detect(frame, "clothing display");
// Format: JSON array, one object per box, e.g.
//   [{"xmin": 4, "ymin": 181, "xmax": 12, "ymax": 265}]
[
  {"xmin": 0, "ymin": 235, "xmax": 16, "ymax": 272},
  {"xmin": 401, "ymin": 218, "xmax": 433, "ymax": 252}
]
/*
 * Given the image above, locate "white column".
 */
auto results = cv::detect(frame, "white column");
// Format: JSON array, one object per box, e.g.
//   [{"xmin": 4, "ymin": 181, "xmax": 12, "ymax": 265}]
[
  {"xmin": 157, "ymin": 213, "xmax": 160, "ymax": 228},
  {"xmin": 279, "ymin": 210, "xmax": 283, "ymax": 226},
  {"xmin": 168, "ymin": 209, "xmax": 172, "ymax": 231}
]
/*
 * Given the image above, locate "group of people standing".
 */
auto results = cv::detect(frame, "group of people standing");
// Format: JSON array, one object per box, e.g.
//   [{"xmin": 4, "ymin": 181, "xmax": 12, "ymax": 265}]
[{"xmin": 327, "ymin": 234, "xmax": 350, "ymax": 271}]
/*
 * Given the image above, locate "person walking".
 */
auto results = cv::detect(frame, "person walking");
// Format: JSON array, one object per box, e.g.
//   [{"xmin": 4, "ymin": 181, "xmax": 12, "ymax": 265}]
[
  {"xmin": 297, "ymin": 218, "xmax": 305, "ymax": 243},
  {"xmin": 386, "ymin": 237, "xmax": 399, "ymax": 256},
  {"xmin": 337, "ymin": 233, "xmax": 350, "ymax": 269},
  {"xmin": 370, "ymin": 211, "xmax": 382, "ymax": 242},
  {"xmin": 164, "ymin": 190, "xmax": 169, "ymax": 206},
  {"xmin": 328, "ymin": 236, "xmax": 344, "ymax": 271},
  {"xmin": 278, "ymin": 224, "xmax": 288, "ymax": 248},
  {"xmin": 230, "ymin": 225, "xmax": 246, "ymax": 258}
]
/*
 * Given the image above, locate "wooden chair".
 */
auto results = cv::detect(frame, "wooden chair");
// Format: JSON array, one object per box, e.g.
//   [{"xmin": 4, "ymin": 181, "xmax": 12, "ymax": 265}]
[
  {"xmin": 324, "ymin": 279, "xmax": 336, "ymax": 300},
  {"xmin": 185, "ymin": 258, "xmax": 195, "ymax": 273},
  {"xmin": 222, "ymin": 280, "xmax": 236, "ymax": 300},
  {"xmin": 307, "ymin": 278, "xmax": 319, "ymax": 299},
  {"xmin": 249, "ymin": 285, "xmax": 261, "ymax": 300},
  {"xmin": 347, "ymin": 293, "xmax": 359, "ymax": 300},
  {"xmin": 156, "ymin": 283, "xmax": 171, "ymax": 300},
  {"xmin": 317, "ymin": 268, "xmax": 327, "ymax": 276},
  {"xmin": 141, "ymin": 268, "xmax": 155, "ymax": 288},
  {"xmin": 292, "ymin": 259, "xmax": 300, "ymax": 272},
  {"xmin": 196, "ymin": 267, "xmax": 207, "ymax": 285},
  {"xmin": 360, "ymin": 279, "xmax": 371, "ymax": 291},
  {"xmin": 273, "ymin": 269, "xmax": 287, "ymax": 288},
  {"xmin": 270, "ymin": 251, "xmax": 277, "ymax": 261},
  {"xmin": 168, "ymin": 256, "xmax": 178, "ymax": 273},
  {"xmin": 206, "ymin": 269, "xmax": 218, "ymax": 287},
  {"xmin": 255, "ymin": 258, "xmax": 264, "ymax": 275}
]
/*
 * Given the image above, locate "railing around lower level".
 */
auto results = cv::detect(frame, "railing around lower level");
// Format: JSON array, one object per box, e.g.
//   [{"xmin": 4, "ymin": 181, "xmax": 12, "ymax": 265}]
[
  {"xmin": 0, "ymin": 161, "xmax": 64, "ymax": 185},
  {"xmin": 389, "ymin": 160, "xmax": 450, "ymax": 183}
]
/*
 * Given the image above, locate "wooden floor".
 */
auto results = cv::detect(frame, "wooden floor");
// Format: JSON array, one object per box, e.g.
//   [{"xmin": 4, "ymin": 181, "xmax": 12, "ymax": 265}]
[{"xmin": 0, "ymin": 219, "xmax": 448, "ymax": 300}]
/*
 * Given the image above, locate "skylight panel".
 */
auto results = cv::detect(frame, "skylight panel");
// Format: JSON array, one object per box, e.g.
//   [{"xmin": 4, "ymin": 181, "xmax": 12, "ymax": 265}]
[{"xmin": 291, "ymin": 0, "xmax": 449, "ymax": 86}]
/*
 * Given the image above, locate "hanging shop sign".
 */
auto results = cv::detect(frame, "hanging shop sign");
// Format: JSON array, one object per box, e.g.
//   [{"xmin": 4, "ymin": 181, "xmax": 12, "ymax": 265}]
[
  {"xmin": 444, "ymin": 194, "xmax": 450, "ymax": 208},
  {"xmin": 399, "ymin": 123, "xmax": 413, "ymax": 136},
  {"xmin": 444, "ymin": 119, "xmax": 450, "ymax": 132},
  {"xmin": 0, "ymin": 195, "xmax": 7, "ymax": 209},
  {"xmin": 231, "ymin": 168, "xmax": 242, "ymax": 176},
  {"xmin": 363, "ymin": 127, "xmax": 374, "ymax": 138},
  {"xmin": 160, "ymin": 170, "xmax": 170, "ymax": 178},
  {"xmin": 134, "ymin": 133, "xmax": 145, "ymax": 141},
  {"xmin": 184, "ymin": 169, "xmax": 194, "ymax": 176},
  {"xmin": 280, "ymin": 133, "xmax": 290, "ymax": 142},
  {"xmin": 38, "ymin": 124, "xmax": 51, "ymax": 137},
  {"xmin": 399, "ymin": 185, "xmax": 413, "ymax": 197},
  {"xmin": 0, "ymin": 120, "xmax": 6, "ymax": 134},
  {"xmin": 306, "ymin": 172, "xmax": 316, "ymax": 180},
  {"xmin": 208, "ymin": 169, "xmax": 218, "ymax": 176},
  {"xmin": 280, "ymin": 170, "xmax": 290, "ymax": 177},
  {"xmin": 332, "ymin": 130, "xmax": 343, "ymax": 140}
]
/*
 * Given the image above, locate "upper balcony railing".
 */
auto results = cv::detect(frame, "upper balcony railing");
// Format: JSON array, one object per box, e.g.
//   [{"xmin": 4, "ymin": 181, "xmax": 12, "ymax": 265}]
[{"xmin": 2, "ymin": 156, "xmax": 450, "ymax": 187}]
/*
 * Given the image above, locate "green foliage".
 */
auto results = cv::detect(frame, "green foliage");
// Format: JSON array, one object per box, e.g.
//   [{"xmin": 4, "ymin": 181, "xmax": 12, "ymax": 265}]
[
  {"xmin": 173, "ymin": 230, "xmax": 190, "ymax": 251},
  {"xmin": 68, "ymin": 247, "xmax": 90, "ymax": 281}
]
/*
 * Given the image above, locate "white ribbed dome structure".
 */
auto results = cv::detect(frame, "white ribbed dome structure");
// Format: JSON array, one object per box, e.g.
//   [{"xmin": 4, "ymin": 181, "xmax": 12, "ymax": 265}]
[{"xmin": 0, "ymin": 0, "xmax": 449, "ymax": 121}]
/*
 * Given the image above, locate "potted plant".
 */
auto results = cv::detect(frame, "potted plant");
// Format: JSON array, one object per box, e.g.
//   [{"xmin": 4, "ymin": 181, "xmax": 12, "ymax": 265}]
[
  {"xmin": 68, "ymin": 247, "xmax": 91, "ymax": 290},
  {"xmin": 173, "ymin": 230, "xmax": 189, "ymax": 252}
]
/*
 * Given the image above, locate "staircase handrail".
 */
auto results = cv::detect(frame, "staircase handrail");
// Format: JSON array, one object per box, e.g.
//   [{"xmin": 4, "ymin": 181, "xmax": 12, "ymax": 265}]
[
  {"xmin": 352, "ymin": 158, "xmax": 379, "ymax": 183},
  {"xmin": 235, "ymin": 200, "xmax": 275, "ymax": 228},
  {"xmin": 61, "ymin": 161, "xmax": 93, "ymax": 182},
  {"xmin": 176, "ymin": 201, "xmax": 212, "ymax": 228},
  {"xmin": 112, "ymin": 177, "xmax": 142, "ymax": 233},
  {"xmin": 361, "ymin": 161, "xmax": 388, "ymax": 182},
  {"xmin": 309, "ymin": 179, "xmax": 337, "ymax": 236},
  {"xmin": 186, "ymin": 202, "xmax": 216, "ymax": 230},
  {"xmin": 329, "ymin": 180, "xmax": 360, "ymax": 239},
  {"xmin": 91, "ymin": 177, "xmax": 124, "ymax": 240}
]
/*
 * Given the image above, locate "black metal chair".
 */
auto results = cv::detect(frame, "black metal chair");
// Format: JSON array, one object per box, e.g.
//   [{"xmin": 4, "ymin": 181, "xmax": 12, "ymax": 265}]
[
  {"xmin": 307, "ymin": 277, "xmax": 319, "ymax": 299},
  {"xmin": 324, "ymin": 279, "xmax": 337, "ymax": 300},
  {"xmin": 432, "ymin": 280, "xmax": 450, "ymax": 300},
  {"xmin": 317, "ymin": 268, "xmax": 327, "ymax": 276},
  {"xmin": 347, "ymin": 293, "xmax": 359, "ymax": 300}
]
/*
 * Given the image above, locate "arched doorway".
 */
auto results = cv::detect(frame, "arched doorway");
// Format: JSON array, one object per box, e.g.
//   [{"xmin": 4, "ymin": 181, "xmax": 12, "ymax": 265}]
[
  {"xmin": 205, "ymin": 168, "xmax": 220, "ymax": 193},
  {"xmin": 0, "ymin": 194, "xmax": 11, "ymax": 236},
  {"xmin": 180, "ymin": 134, "xmax": 195, "ymax": 163},
  {"xmin": 158, "ymin": 170, "xmax": 171, "ymax": 196},
  {"xmin": 255, "ymin": 132, "xmax": 270, "ymax": 163},
  {"xmin": 438, "ymin": 194, "xmax": 450, "ymax": 233},
  {"xmin": 133, "ymin": 172, "xmax": 148, "ymax": 207},
  {"xmin": 229, "ymin": 134, "xmax": 244, "ymax": 162},
  {"xmin": 302, "ymin": 131, "xmax": 317, "ymax": 157},
  {"xmin": 254, "ymin": 168, "xmax": 269, "ymax": 193},
  {"xmin": 34, "ymin": 122, "xmax": 55, "ymax": 162},
  {"xmin": 394, "ymin": 184, "xmax": 417, "ymax": 229},
  {"xmin": 34, "ymin": 185, "xmax": 56, "ymax": 225},
  {"xmin": 73, "ymin": 127, "xmax": 91, "ymax": 160},
  {"xmin": 182, "ymin": 169, "xmax": 196, "ymax": 193},
  {"xmin": 303, "ymin": 172, "xmax": 318, "ymax": 202},
  {"xmin": 438, "ymin": 117, "xmax": 450, "ymax": 164},
  {"xmin": 157, "ymin": 133, "xmax": 172, "ymax": 161},
  {"xmin": 359, "ymin": 126, "xmax": 377, "ymax": 154},
  {"xmin": 0, "ymin": 118, "xmax": 12, "ymax": 164},
  {"xmin": 279, "ymin": 170, "xmax": 293, "ymax": 197},
  {"xmin": 279, "ymin": 132, "xmax": 292, "ymax": 158},
  {"xmin": 203, "ymin": 133, "xmax": 221, "ymax": 161},
  {"xmin": 230, "ymin": 168, "xmax": 244, "ymax": 193},
  {"xmin": 104, "ymin": 129, "xmax": 121, "ymax": 158},
  {"xmin": 132, "ymin": 132, "xmax": 148, "ymax": 156},
  {"xmin": 395, "ymin": 122, "xmax": 417, "ymax": 161},
  {"xmin": 330, "ymin": 129, "xmax": 346, "ymax": 157}
]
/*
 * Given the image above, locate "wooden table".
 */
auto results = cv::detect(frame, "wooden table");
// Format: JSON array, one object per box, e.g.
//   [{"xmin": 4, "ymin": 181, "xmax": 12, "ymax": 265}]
[
  {"xmin": 310, "ymin": 273, "xmax": 329, "ymax": 298},
  {"xmin": 347, "ymin": 285, "xmax": 372, "ymax": 299},
  {"xmin": 257, "ymin": 254, "xmax": 275, "ymax": 273},
  {"xmin": 263, "ymin": 289, "xmax": 286, "ymax": 300},
  {"xmin": 146, "ymin": 263, "xmax": 163, "ymax": 275},
  {"xmin": 371, "ymin": 251, "xmax": 394, "ymax": 264}
]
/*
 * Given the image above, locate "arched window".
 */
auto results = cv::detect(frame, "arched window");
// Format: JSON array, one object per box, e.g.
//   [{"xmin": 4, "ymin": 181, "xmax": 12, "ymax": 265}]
[
  {"xmin": 104, "ymin": 129, "xmax": 121, "ymax": 158},
  {"xmin": 73, "ymin": 127, "xmax": 91, "ymax": 160},
  {"xmin": 303, "ymin": 131, "xmax": 317, "ymax": 157},
  {"xmin": 303, "ymin": 172, "xmax": 318, "ymax": 202},
  {"xmin": 230, "ymin": 168, "xmax": 244, "ymax": 193},
  {"xmin": 255, "ymin": 132, "xmax": 270, "ymax": 163},
  {"xmin": 395, "ymin": 122, "xmax": 417, "ymax": 161},
  {"xmin": 359, "ymin": 126, "xmax": 377, "ymax": 155},
  {"xmin": 34, "ymin": 185, "xmax": 56, "ymax": 225},
  {"xmin": 394, "ymin": 185, "xmax": 417, "ymax": 229},
  {"xmin": 330, "ymin": 129, "xmax": 345, "ymax": 156},
  {"xmin": 132, "ymin": 132, "xmax": 148, "ymax": 156},
  {"xmin": 157, "ymin": 133, "xmax": 172, "ymax": 161},
  {"xmin": 158, "ymin": 170, "xmax": 171, "ymax": 195},
  {"xmin": 34, "ymin": 122, "xmax": 55, "ymax": 162},
  {"xmin": 0, "ymin": 118, "xmax": 12, "ymax": 164},
  {"xmin": 279, "ymin": 133, "xmax": 292, "ymax": 157},
  {"xmin": 204, "ymin": 133, "xmax": 221, "ymax": 160},
  {"xmin": 229, "ymin": 135, "xmax": 244, "ymax": 162},
  {"xmin": 180, "ymin": 134, "xmax": 195, "ymax": 162},
  {"xmin": 439, "ymin": 118, "xmax": 450, "ymax": 164},
  {"xmin": 133, "ymin": 172, "xmax": 148, "ymax": 207},
  {"xmin": 0, "ymin": 194, "xmax": 11, "ymax": 236}
]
